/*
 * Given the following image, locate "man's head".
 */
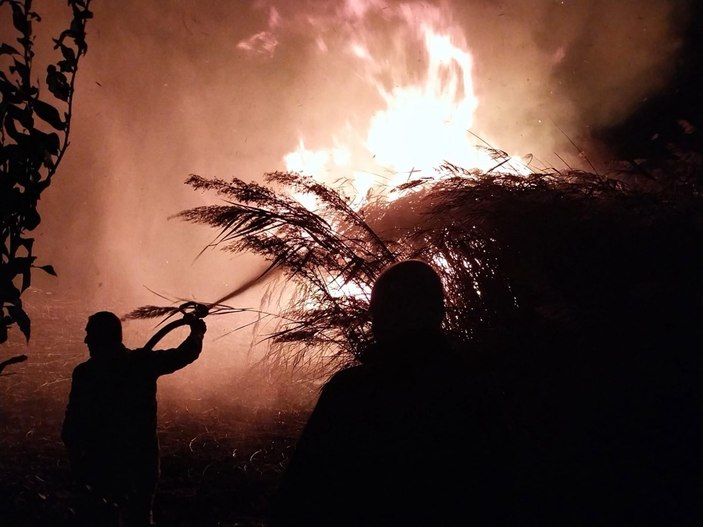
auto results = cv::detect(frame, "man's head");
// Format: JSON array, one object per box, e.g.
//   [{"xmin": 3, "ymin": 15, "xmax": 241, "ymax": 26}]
[
  {"xmin": 369, "ymin": 259, "xmax": 445, "ymax": 344},
  {"xmin": 85, "ymin": 311, "xmax": 123, "ymax": 358}
]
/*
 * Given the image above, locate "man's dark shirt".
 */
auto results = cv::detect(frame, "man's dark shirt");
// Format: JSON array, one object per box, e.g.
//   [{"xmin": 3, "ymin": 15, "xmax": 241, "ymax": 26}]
[
  {"xmin": 270, "ymin": 330, "xmax": 487, "ymax": 527},
  {"xmin": 62, "ymin": 334, "xmax": 203, "ymax": 501}
]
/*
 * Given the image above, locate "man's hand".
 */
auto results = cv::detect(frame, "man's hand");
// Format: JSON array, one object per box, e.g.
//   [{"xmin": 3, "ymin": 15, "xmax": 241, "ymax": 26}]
[{"xmin": 189, "ymin": 318, "xmax": 207, "ymax": 338}]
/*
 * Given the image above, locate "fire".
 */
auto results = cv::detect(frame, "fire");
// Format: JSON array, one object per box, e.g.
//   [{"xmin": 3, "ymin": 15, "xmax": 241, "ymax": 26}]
[
  {"xmin": 237, "ymin": 1, "xmax": 535, "ymax": 303},
  {"xmin": 269, "ymin": 2, "xmax": 532, "ymax": 209},
  {"xmin": 364, "ymin": 26, "xmax": 482, "ymax": 178}
]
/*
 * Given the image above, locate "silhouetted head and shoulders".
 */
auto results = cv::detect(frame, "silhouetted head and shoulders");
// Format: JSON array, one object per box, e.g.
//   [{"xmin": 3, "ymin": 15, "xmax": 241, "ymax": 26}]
[
  {"xmin": 271, "ymin": 260, "xmax": 475, "ymax": 527},
  {"xmin": 75, "ymin": 309, "xmax": 205, "ymax": 378},
  {"xmin": 69, "ymin": 312, "xmax": 130, "ymax": 391},
  {"xmin": 331, "ymin": 259, "xmax": 465, "ymax": 386},
  {"xmin": 370, "ymin": 258, "xmax": 445, "ymax": 344}
]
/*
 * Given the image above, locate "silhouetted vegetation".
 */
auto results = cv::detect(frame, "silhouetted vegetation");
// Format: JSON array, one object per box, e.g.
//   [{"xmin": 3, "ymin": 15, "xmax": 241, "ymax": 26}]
[
  {"xmin": 0, "ymin": 0, "xmax": 92, "ymax": 348},
  {"xmin": 153, "ymin": 143, "xmax": 701, "ymax": 378}
]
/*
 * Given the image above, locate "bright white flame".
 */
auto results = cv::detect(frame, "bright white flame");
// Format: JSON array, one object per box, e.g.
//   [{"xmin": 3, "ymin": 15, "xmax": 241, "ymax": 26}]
[
  {"xmin": 283, "ymin": 139, "xmax": 332, "ymax": 177},
  {"xmin": 283, "ymin": 139, "xmax": 357, "ymax": 211},
  {"xmin": 299, "ymin": 277, "xmax": 370, "ymax": 312},
  {"xmin": 277, "ymin": 4, "xmax": 531, "ymax": 211},
  {"xmin": 327, "ymin": 277, "xmax": 369, "ymax": 300},
  {"xmin": 366, "ymin": 26, "xmax": 484, "ymax": 175}
]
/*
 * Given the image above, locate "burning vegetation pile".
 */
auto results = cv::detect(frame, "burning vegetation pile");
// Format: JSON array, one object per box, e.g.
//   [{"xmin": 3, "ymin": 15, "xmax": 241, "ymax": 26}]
[{"xmin": 158, "ymin": 147, "xmax": 703, "ymax": 380}]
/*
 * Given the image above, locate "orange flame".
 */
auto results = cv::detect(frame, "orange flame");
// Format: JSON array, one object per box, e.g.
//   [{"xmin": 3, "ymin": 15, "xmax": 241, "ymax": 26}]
[{"xmin": 272, "ymin": 2, "xmax": 531, "ymax": 209}]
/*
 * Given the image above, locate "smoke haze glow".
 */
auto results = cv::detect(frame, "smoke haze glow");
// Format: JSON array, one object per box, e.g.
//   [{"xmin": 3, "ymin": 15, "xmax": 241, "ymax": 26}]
[{"xmin": 6, "ymin": 0, "xmax": 695, "ymax": 404}]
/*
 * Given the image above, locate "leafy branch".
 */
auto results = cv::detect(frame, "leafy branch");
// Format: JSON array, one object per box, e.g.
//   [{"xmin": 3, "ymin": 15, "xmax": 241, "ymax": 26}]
[{"xmin": 1, "ymin": 0, "xmax": 92, "ymax": 344}]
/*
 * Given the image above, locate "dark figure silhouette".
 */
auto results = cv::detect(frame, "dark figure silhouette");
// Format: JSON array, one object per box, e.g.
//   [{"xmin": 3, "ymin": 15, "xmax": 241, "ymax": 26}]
[
  {"xmin": 270, "ymin": 260, "xmax": 487, "ymax": 527},
  {"xmin": 62, "ymin": 311, "xmax": 207, "ymax": 527}
]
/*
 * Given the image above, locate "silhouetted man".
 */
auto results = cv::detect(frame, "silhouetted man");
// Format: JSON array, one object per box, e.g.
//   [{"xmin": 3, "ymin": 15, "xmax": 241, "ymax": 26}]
[
  {"xmin": 270, "ymin": 259, "xmax": 481, "ymax": 527},
  {"xmin": 62, "ymin": 311, "xmax": 206, "ymax": 527}
]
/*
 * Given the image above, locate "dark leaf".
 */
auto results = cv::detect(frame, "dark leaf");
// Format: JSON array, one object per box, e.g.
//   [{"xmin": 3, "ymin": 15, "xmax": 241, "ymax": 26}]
[
  {"xmin": 35, "ymin": 264, "xmax": 57, "ymax": 276},
  {"xmin": 5, "ymin": 256, "xmax": 35, "ymax": 277},
  {"xmin": 18, "ymin": 34, "xmax": 30, "ymax": 47},
  {"xmin": 6, "ymin": 102, "xmax": 34, "ymax": 130},
  {"xmin": 46, "ymin": 66, "xmax": 70, "ymax": 101},
  {"xmin": 21, "ymin": 266, "xmax": 31, "ymax": 291},
  {"xmin": 10, "ymin": 2, "xmax": 28, "ymax": 34},
  {"xmin": 9, "ymin": 58, "xmax": 29, "ymax": 80},
  {"xmin": 0, "ymin": 43, "xmax": 20, "ymax": 55},
  {"xmin": 35, "ymin": 178, "xmax": 52, "ymax": 193},
  {"xmin": 57, "ymin": 59, "xmax": 74, "ymax": 73},
  {"xmin": 13, "ymin": 237, "xmax": 35, "ymax": 258},
  {"xmin": 4, "ymin": 111, "xmax": 30, "ymax": 144},
  {"xmin": 0, "ymin": 354, "xmax": 29, "ymax": 374},
  {"xmin": 0, "ymin": 275, "xmax": 22, "ymax": 303},
  {"xmin": 2, "ymin": 145, "xmax": 27, "ymax": 173},
  {"xmin": 8, "ymin": 305, "xmax": 31, "ymax": 341},
  {"xmin": 24, "ymin": 207, "xmax": 41, "ymax": 230},
  {"xmin": 33, "ymin": 99, "xmax": 65, "ymax": 130},
  {"xmin": 0, "ymin": 72, "xmax": 21, "ymax": 101},
  {"xmin": 31, "ymin": 129, "xmax": 61, "ymax": 157},
  {"xmin": 59, "ymin": 43, "xmax": 76, "ymax": 63},
  {"xmin": 70, "ymin": 17, "xmax": 82, "ymax": 34}
]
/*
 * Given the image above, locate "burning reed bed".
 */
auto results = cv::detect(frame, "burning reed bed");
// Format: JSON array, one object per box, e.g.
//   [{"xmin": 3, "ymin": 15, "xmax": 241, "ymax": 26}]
[{"xmin": 168, "ymin": 151, "xmax": 703, "ymax": 376}]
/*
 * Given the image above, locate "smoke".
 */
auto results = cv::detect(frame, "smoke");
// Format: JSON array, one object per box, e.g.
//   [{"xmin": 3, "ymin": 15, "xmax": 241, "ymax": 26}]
[
  {"xmin": 15, "ymin": 0, "xmax": 696, "ymax": 404},
  {"xmin": 449, "ymin": 0, "xmax": 690, "ymax": 163}
]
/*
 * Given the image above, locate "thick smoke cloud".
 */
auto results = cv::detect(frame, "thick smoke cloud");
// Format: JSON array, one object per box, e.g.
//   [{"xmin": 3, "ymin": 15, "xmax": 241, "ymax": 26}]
[{"xmin": 17, "ymin": 0, "xmax": 696, "ymax": 384}]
